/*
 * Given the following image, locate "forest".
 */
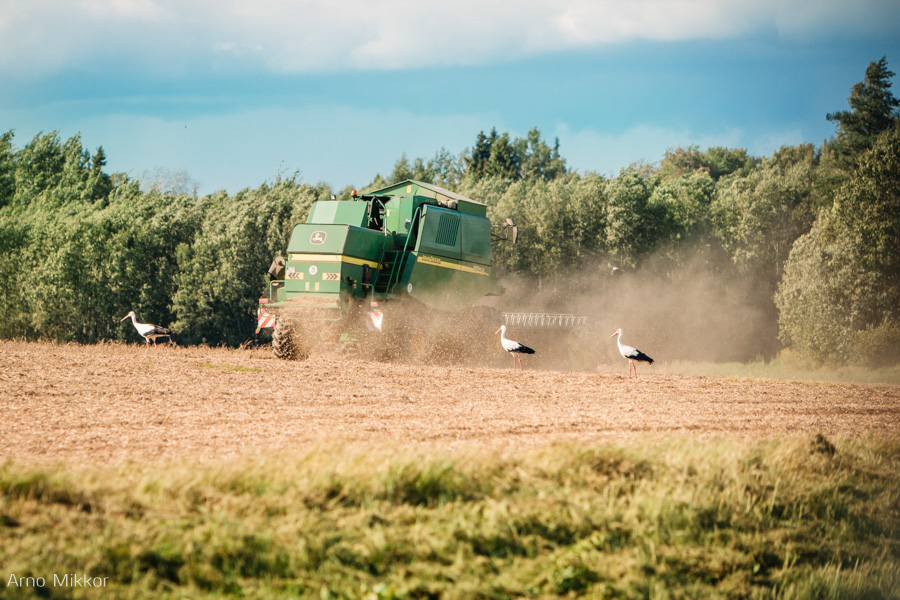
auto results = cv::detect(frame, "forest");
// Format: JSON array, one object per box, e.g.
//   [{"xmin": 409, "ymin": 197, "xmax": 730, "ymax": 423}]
[{"xmin": 0, "ymin": 57, "xmax": 897, "ymax": 366}]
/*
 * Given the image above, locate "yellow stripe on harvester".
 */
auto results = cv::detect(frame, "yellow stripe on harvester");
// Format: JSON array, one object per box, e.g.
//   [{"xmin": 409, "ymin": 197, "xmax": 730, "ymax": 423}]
[
  {"xmin": 416, "ymin": 254, "xmax": 490, "ymax": 276},
  {"xmin": 289, "ymin": 254, "xmax": 382, "ymax": 268},
  {"xmin": 288, "ymin": 253, "xmax": 489, "ymax": 276}
]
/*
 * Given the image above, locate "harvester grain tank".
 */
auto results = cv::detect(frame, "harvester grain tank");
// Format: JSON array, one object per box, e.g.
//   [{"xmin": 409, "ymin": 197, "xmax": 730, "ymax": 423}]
[{"xmin": 258, "ymin": 180, "xmax": 516, "ymax": 360}]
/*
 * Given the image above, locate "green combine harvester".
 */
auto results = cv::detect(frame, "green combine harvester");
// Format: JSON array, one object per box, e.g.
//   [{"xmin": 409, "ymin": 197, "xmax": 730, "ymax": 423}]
[{"xmin": 257, "ymin": 179, "xmax": 589, "ymax": 365}]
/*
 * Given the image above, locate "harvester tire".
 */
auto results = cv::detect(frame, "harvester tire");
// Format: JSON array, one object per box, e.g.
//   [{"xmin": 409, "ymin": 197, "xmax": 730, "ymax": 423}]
[{"xmin": 272, "ymin": 318, "xmax": 307, "ymax": 360}]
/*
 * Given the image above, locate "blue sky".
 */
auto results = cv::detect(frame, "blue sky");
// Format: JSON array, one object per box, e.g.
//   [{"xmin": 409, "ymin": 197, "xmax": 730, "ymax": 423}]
[{"xmin": 2, "ymin": 0, "xmax": 899, "ymax": 196}]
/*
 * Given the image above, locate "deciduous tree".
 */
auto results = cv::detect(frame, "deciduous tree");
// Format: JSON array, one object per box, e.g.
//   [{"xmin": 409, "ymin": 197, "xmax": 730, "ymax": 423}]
[{"xmin": 777, "ymin": 126, "xmax": 900, "ymax": 364}]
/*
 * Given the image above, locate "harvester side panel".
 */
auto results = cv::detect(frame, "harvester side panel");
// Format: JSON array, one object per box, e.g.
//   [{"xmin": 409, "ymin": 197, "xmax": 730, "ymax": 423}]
[
  {"xmin": 417, "ymin": 206, "xmax": 461, "ymax": 260},
  {"xmin": 415, "ymin": 204, "xmax": 491, "ymax": 266},
  {"xmin": 287, "ymin": 223, "xmax": 385, "ymax": 258},
  {"xmin": 405, "ymin": 253, "xmax": 493, "ymax": 309}
]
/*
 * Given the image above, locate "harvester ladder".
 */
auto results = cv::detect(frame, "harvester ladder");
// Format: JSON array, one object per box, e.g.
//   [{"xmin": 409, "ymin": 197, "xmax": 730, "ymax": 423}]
[
  {"xmin": 373, "ymin": 205, "xmax": 422, "ymax": 295},
  {"xmin": 373, "ymin": 250, "xmax": 402, "ymax": 294},
  {"xmin": 370, "ymin": 241, "xmax": 388, "ymax": 295}
]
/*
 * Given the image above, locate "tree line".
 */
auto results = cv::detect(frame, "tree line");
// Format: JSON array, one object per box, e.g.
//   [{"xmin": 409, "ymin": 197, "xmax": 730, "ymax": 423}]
[{"xmin": 0, "ymin": 58, "xmax": 897, "ymax": 365}]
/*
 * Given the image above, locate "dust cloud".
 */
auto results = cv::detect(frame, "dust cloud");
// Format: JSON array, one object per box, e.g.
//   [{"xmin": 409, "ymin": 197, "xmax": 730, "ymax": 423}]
[
  {"xmin": 274, "ymin": 250, "xmax": 782, "ymax": 369},
  {"xmin": 489, "ymin": 251, "xmax": 781, "ymax": 367}
]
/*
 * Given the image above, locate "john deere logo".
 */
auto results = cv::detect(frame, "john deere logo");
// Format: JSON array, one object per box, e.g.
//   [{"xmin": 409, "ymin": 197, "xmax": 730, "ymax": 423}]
[{"xmin": 310, "ymin": 231, "xmax": 327, "ymax": 245}]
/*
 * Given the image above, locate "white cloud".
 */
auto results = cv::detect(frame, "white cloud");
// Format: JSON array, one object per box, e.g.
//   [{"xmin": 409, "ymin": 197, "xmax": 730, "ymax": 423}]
[
  {"xmin": 773, "ymin": 0, "xmax": 900, "ymax": 39},
  {"xmin": 1, "ymin": 0, "xmax": 897, "ymax": 77},
  {"xmin": 553, "ymin": 0, "xmax": 766, "ymax": 44},
  {"xmin": 76, "ymin": 0, "xmax": 170, "ymax": 21}
]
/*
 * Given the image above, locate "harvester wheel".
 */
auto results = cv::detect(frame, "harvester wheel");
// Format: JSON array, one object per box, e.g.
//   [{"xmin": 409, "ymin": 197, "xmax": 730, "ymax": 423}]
[{"xmin": 272, "ymin": 318, "xmax": 308, "ymax": 360}]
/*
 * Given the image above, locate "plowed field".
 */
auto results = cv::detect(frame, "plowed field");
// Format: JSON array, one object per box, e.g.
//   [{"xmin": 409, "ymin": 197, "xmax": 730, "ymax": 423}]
[{"xmin": 1, "ymin": 340, "xmax": 898, "ymax": 466}]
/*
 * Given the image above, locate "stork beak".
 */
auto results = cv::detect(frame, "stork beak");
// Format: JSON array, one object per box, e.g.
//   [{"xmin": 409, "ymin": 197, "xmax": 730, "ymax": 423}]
[
  {"xmin": 609, "ymin": 331, "xmax": 618, "ymax": 338},
  {"xmin": 494, "ymin": 327, "xmax": 502, "ymax": 335},
  {"xmin": 120, "ymin": 315, "xmax": 129, "ymax": 322}
]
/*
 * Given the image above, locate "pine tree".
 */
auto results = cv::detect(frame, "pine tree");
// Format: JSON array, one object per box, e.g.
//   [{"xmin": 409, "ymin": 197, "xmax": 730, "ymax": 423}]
[
  {"xmin": 827, "ymin": 57, "xmax": 899, "ymax": 164},
  {"xmin": 466, "ymin": 129, "xmax": 493, "ymax": 179},
  {"xmin": 89, "ymin": 146, "xmax": 113, "ymax": 200},
  {"xmin": 486, "ymin": 131, "xmax": 520, "ymax": 180}
]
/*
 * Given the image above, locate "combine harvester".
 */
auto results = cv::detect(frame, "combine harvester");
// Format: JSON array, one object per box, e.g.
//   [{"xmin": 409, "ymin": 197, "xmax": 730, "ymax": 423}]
[{"xmin": 256, "ymin": 180, "xmax": 593, "ymax": 366}]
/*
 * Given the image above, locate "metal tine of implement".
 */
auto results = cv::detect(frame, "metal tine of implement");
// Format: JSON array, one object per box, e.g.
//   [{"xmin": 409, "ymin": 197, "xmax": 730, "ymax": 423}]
[{"xmin": 501, "ymin": 313, "xmax": 588, "ymax": 328}]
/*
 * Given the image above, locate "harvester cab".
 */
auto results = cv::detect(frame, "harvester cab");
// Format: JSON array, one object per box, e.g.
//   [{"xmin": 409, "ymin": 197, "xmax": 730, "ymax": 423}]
[{"xmin": 257, "ymin": 180, "xmax": 514, "ymax": 360}]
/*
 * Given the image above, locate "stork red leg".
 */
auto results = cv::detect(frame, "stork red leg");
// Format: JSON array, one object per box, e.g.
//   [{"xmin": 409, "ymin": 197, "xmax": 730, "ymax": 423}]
[
  {"xmin": 611, "ymin": 330, "xmax": 653, "ymax": 379},
  {"xmin": 496, "ymin": 325, "xmax": 535, "ymax": 372}
]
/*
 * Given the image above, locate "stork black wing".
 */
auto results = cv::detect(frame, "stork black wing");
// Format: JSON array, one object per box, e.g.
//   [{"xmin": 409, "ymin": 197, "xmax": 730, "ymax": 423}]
[{"xmin": 630, "ymin": 349, "xmax": 653, "ymax": 364}]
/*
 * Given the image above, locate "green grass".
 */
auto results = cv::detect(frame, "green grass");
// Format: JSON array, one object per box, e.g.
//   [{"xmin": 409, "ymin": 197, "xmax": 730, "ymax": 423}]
[{"xmin": 1, "ymin": 437, "xmax": 898, "ymax": 599}]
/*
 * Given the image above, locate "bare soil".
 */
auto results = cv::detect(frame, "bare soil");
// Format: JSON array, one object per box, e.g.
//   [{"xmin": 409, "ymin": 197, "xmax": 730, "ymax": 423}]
[{"xmin": 1, "ymin": 340, "xmax": 898, "ymax": 466}]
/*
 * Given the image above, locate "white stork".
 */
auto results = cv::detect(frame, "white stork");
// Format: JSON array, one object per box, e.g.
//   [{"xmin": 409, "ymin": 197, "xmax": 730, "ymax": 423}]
[
  {"xmin": 495, "ymin": 325, "xmax": 535, "ymax": 370},
  {"xmin": 120, "ymin": 311, "xmax": 174, "ymax": 347},
  {"xmin": 609, "ymin": 328, "xmax": 654, "ymax": 378}
]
